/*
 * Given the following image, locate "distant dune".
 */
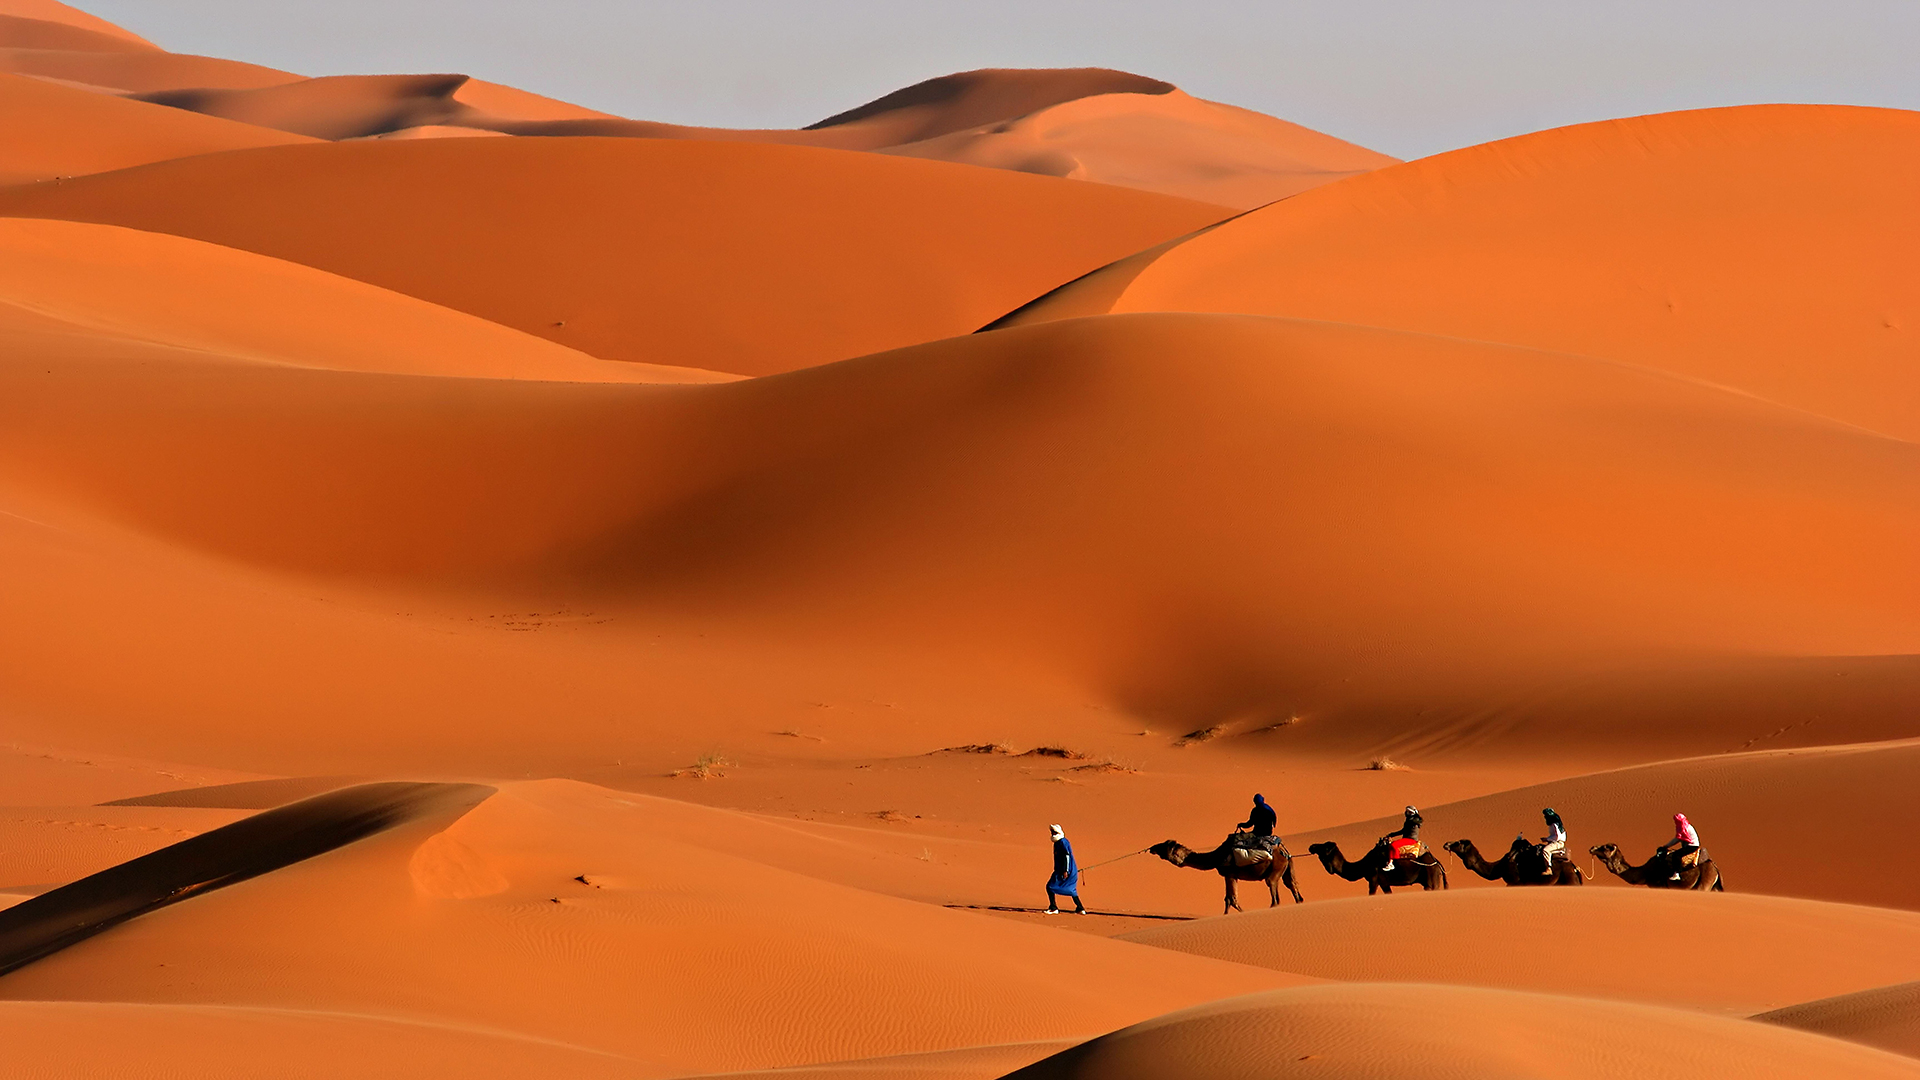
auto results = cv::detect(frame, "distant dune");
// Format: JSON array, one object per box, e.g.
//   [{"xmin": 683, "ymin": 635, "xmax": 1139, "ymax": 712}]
[
  {"xmin": 0, "ymin": 139, "xmax": 1233, "ymax": 374},
  {"xmin": 0, "ymin": 1, "xmax": 155, "ymax": 47},
  {"xmin": 994, "ymin": 104, "xmax": 1920, "ymax": 440},
  {"xmin": 0, "ymin": 73, "xmax": 310, "ymax": 183}
]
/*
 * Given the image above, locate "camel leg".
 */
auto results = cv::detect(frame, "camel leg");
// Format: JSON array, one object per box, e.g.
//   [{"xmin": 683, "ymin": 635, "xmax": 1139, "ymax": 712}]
[
  {"xmin": 1283, "ymin": 862, "xmax": 1305, "ymax": 904},
  {"xmin": 1267, "ymin": 873, "xmax": 1281, "ymax": 907},
  {"xmin": 1223, "ymin": 875, "xmax": 1241, "ymax": 914}
]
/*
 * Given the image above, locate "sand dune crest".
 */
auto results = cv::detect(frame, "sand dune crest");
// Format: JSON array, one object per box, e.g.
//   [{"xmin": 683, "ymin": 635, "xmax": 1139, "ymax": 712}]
[{"xmin": 0, "ymin": 782, "xmax": 491, "ymax": 977}]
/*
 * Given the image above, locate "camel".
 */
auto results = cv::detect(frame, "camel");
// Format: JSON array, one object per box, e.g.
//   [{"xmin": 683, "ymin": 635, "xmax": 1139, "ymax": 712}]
[
  {"xmin": 1307, "ymin": 840, "xmax": 1447, "ymax": 894},
  {"xmin": 1588, "ymin": 843, "xmax": 1724, "ymax": 891},
  {"xmin": 1149, "ymin": 836, "xmax": 1305, "ymax": 913},
  {"xmin": 1444, "ymin": 837, "xmax": 1584, "ymax": 886}
]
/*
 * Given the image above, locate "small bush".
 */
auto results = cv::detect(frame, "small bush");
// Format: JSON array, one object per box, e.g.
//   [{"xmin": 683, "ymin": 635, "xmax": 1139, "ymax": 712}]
[{"xmin": 673, "ymin": 751, "xmax": 731, "ymax": 779}]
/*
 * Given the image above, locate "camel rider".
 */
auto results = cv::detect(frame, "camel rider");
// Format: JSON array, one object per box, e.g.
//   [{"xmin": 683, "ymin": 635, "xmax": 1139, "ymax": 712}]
[
  {"xmin": 1655, "ymin": 812, "xmax": 1701, "ymax": 881},
  {"xmin": 1044, "ymin": 824, "xmax": 1086, "ymax": 914},
  {"xmin": 1236, "ymin": 794, "xmax": 1278, "ymax": 849},
  {"xmin": 1537, "ymin": 808, "xmax": 1568, "ymax": 875},
  {"xmin": 1380, "ymin": 805, "xmax": 1422, "ymax": 871}
]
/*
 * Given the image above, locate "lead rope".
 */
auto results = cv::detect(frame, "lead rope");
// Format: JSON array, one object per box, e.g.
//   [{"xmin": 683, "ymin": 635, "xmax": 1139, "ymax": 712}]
[{"xmin": 1075, "ymin": 846, "xmax": 1151, "ymax": 884}]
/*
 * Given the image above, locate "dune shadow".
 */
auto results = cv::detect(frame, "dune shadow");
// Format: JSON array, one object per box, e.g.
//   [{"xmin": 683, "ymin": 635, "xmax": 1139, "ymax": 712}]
[{"xmin": 0, "ymin": 781, "xmax": 492, "ymax": 978}]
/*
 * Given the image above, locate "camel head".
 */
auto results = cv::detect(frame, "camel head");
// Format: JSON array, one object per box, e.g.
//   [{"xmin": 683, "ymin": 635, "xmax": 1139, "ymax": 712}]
[
  {"xmin": 1443, "ymin": 839, "xmax": 1474, "ymax": 858},
  {"xmin": 1588, "ymin": 843, "xmax": 1623, "ymax": 865},
  {"xmin": 1148, "ymin": 840, "xmax": 1190, "ymax": 866},
  {"xmin": 1307, "ymin": 840, "xmax": 1341, "ymax": 867}
]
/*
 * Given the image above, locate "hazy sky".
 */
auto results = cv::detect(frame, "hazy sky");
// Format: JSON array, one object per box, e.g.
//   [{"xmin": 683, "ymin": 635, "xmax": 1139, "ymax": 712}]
[{"xmin": 84, "ymin": 1, "xmax": 1920, "ymax": 159}]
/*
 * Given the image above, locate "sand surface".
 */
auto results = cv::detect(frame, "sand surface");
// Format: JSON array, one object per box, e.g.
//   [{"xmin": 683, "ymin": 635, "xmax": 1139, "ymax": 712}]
[
  {"xmin": 0, "ymin": 4, "xmax": 1913, "ymax": 1077},
  {"xmin": 0, "ymin": 140, "xmax": 1232, "ymax": 374}
]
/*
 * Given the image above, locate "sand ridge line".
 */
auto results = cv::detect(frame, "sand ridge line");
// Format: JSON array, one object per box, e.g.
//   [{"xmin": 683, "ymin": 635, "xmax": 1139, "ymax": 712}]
[{"xmin": 0, "ymin": 781, "xmax": 491, "ymax": 977}]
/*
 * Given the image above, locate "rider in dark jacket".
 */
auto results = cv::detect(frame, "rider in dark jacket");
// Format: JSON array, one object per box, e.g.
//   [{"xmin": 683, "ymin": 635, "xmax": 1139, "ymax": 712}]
[
  {"xmin": 1238, "ymin": 794, "xmax": 1277, "ymax": 838},
  {"xmin": 1380, "ymin": 805, "xmax": 1422, "ymax": 870}
]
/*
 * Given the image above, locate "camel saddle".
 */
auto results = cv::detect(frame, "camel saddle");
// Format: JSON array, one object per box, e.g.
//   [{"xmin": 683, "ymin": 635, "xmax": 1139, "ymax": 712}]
[
  {"xmin": 1675, "ymin": 847, "xmax": 1705, "ymax": 869},
  {"xmin": 1227, "ymin": 846, "xmax": 1272, "ymax": 868},
  {"xmin": 1388, "ymin": 838, "xmax": 1426, "ymax": 860},
  {"xmin": 1225, "ymin": 833, "xmax": 1285, "ymax": 867}
]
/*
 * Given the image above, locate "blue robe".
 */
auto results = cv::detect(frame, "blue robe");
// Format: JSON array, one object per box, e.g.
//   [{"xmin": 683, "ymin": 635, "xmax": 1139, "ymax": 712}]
[{"xmin": 1048, "ymin": 837, "xmax": 1079, "ymax": 896}]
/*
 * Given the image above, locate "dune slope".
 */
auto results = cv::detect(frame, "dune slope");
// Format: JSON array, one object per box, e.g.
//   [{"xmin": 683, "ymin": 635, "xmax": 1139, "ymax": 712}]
[
  {"xmin": 0, "ymin": 1001, "xmax": 663, "ymax": 1080},
  {"xmin": 0, "ymin": 216, "xmax": 729, "ymax": 381},
  {"xmin": 999, "ymin": 984, "xmax": 1920, "ymax": 1080},
  {"xmin": 1757, "ymin": 980, "xmax": 1920, "ymax": 1059},
  {"xmin": 1282, "ymin": 739, "xmax": 1920, "ymax": 910},
  {"xmin": 0, "ymin": 0, "xmax": 154, "ymax": 46},
  {"xmin": 1122, "ymin": 887, "xmax": 1920, "ymax": 1014},
  {"xmin": 0, "ymin": 138, "xmax": 1233, "ymax": 374},
  {"xmin": 998, "ymin": 105, "xmax": 1920, "ymax": 440},
  {"xmin": 0, "ymin": 782, "xmax": 490, "ymax": 976},
  {"xmin": 881, "ymin": 88, "xmax": 1397, "ymax": 209},
  {"xmin": 0, "ymin": 780, "xmax": 1298, "ymax": 1072},
  {"xmin": 526, "ymin": 68, "xmax": 1394, "ymax": 208},
  {"xmin": 1, "ymin": 314, "xmax": 1914, "ymax": 777},
  {"xmin": 0, "ymin": 72, "xmax": 312, "ymax": 184}
]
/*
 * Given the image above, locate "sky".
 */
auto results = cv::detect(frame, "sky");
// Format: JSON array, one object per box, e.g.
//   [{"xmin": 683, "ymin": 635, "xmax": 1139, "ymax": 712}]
[{"xmin": 83, "ymin": 1, "xmax": 1920, "ymax": 160}]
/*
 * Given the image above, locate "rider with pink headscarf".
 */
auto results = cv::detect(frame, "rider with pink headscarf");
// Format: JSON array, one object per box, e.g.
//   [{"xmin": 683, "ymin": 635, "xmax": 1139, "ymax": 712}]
[{"xmin": 1655, "ymin": 813, "xmax": 1701, "ymax": 880}]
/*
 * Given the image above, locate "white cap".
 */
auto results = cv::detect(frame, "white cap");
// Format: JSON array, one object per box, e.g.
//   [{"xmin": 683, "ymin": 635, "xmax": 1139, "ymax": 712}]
[{"xmin": 1049, "ymin": 824, "xmax": 1064, "ymax": 840}]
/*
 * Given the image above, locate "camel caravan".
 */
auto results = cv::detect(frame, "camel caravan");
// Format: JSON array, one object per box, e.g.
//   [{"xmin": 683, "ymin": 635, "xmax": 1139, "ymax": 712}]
[{"xmin": 1146, "ymin": 800, "xmax": 1722, "ymax": 912}]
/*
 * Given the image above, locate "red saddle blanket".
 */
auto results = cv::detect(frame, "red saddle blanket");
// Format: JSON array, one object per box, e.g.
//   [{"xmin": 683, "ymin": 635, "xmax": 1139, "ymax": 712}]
[{"xmin": 1389, "ymin": 838, "xmax": 1426, "ymax": 859}]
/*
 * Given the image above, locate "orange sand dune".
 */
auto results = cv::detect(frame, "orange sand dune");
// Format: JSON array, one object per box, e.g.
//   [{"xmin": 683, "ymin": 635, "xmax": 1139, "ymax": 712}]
[
  {"xmin": 0, "ymin": 217, "xmax": 731, "ymax": 381},
  {"xmin": 524, "ymin": 68, "xmax": 1394, "ymax": 208},
  {"xmin": 879, "ymin": 89, "xmax": 1398, "ymax": 209},
  {"xmin": 0, "ymin": 46, "xmax": 296, "ymax": 91},
  {"xmin": 1758, "ymin": 980, "xmax": 1920, "ymax": 1059},
  {"xmin": 1123, "ymin": 888, "xmax": 1920, "ymax": 1015},
  {"xmin": 453, "ymin": 77, "xmax": 616, "ymax": 121},
  {"xmin": 998, "ymin": 105, "xmax": 1920, "ymax": 440},
  {"xmin": 0, "ymin": 781, "xmax": 1299, "ymax": 1073},
  {"xmin": 1002, "ymin": 985, "xmax": 1920, "ymax": 1080},
  {"xmin": 0, "ymin": 139, "xmax": 1233, "ymax": 374},
  {"xmin": 133, "ymin": 73, "xmax": 489, "ymax": 140},
  {"xmin": 808, "ymin": 69, "xmax": 1182, "ymax": 148},
  {"xmin": 0, "ymin": 1001, "xmax": 667, "ymax": 1080},
  {"xmin": 0, "ymin": 0, "xmax": 153, "ymax": 46},
  {"xmin": 131, "ymin": 72, "xmax": 617, "ymax": 140},
  {"xmin": 0, "ymin": 11, "xmax": 150, "ymax": 52},
  {"xmin": 1283, "ymin": 739, "xmax": 1920, "ymax": 910},
  {"xmin": 129, "ymin": 72, "xmax": 628, "ymax": 139},
  {"xmin": 1, "ymin": 315, "xmax": 1913, "ymax": 779},
  {"xmin": 0, "ymin": 782, "xmax": 491, "ymax": 975},
  {"xmin": 0, "ymin": 73, "xmax": 311, "ymax": 183}
]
